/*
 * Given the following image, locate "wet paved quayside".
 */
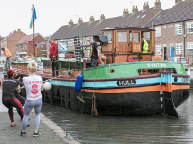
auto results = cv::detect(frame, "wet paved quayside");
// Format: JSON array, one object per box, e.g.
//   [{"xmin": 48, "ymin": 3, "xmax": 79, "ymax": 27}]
[{"xmin": 0, "ymin": 88, "xmax": 79, "ymax": 144}]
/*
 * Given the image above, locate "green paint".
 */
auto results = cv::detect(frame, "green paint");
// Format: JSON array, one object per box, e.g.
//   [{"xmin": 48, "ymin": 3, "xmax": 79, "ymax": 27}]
[{"xmin": 83, "ymin": 61, "xmax": 186, "ymax": 79}]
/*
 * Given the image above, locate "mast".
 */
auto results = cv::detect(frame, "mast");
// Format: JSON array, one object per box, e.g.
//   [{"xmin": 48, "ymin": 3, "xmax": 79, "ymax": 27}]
[{"xmin": 32, "ymin": 4, "xmax": 35, "ymax": 57}]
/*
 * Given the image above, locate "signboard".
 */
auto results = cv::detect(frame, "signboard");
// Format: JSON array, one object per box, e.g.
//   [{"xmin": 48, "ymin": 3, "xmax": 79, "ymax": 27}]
[
  {"xmin": 37, "ymin": 61, "xmax": 43, "ymax": 73},
  {"xmin": 58, "ymin": 41, "xmax": 68, "ymax": 53}
]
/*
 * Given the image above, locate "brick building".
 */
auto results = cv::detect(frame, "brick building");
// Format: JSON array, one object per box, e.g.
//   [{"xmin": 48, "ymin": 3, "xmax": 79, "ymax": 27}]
[
  {"xmin": 146, "ymin": 0, "xmax": 193, "ymax": 64},
  {"xmin": 0, "ymin": 29, "xmax": 26, "ymax": 58},
  {"xmin": 51, "ymin": 0, "xmax": 193, "ymax": 64},
  {"xmin": 16, "ymin": 33, "xmax": 47, "ymax": 58}
]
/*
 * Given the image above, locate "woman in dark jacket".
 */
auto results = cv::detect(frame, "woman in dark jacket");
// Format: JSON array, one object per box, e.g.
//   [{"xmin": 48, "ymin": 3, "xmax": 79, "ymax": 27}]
[{"xmin": 2, "ymin": 69, "xmax": 24, "ymax": 127}]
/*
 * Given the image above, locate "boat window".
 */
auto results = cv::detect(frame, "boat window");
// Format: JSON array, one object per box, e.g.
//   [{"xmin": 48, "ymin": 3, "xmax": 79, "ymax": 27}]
[
  {"xmin": 117, "ymin": 31, "xmax": 127, "ymax": 42},
  {"xmin": 138, "ymin": 68, "xmax": 177, "ymax": 75},
  {"xmin": 133, "ymin": 32, "xmax": 140, "ymax": 42},
  {"xmin": 103, "ymin": 31, "xmax": 112, "ymax": 43},
  {"xmin": 142, "ymin": 32, "xmax": 150, "ymax": 41},
  {"xmin": 129, "ymin": 32, "xmax": 132, "ymax": 42}
]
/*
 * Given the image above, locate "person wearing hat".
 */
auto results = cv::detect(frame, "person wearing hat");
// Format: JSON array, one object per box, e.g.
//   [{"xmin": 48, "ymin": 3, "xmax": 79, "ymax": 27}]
[
  {"xmin": 89, "ymin": 39, "xmax": 100, "ymax": 67},
  {"xmin": 2, "ymin": 69, "xmax": 24, "ymax": 127},
  {"xmin": 1, "ymin": 47, "xmax": 11, "ymax": 69}
]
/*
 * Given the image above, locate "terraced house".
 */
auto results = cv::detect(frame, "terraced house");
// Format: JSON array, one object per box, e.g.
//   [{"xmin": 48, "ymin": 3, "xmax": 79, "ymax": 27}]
[
  {"xmin": 147, "ymin": 0, "xmax": 193, "ymax": 64},
  {"xmin": 0, "ymin": 29, "xmax": 26, "ymax": 58},
  {"xmin": 52, "ymin": 0, "xmax": 193, "ymax": 64}
]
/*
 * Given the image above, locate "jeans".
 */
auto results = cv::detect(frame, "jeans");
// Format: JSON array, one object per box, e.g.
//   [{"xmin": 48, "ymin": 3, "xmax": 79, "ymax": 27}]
[
  {"xmin": 51, "ymin": 56, "xmax": 59, "ymax": 76},
  {"xmin": 6, "ymin": 56, "xmax": 11, "ymax": 69}
]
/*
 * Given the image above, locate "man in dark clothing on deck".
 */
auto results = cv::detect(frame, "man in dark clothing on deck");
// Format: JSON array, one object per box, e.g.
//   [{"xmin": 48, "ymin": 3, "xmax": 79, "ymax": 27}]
[
  {"xmin": 89, "ymin": 39, "xmax": 100, "ymax": 67},
  {"xmin": 49, "ymin": 37, "xmax": 59, "ymax": 76}
]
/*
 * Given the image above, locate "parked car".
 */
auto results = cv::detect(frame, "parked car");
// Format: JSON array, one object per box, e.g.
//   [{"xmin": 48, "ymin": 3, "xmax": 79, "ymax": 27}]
[{"xmin": 168, "ymin": 57, "xmax": 189, "ymax": 70}]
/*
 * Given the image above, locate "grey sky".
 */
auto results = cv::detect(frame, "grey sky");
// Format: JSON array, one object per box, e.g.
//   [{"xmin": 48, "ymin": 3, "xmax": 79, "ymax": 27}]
[{"xmin": 0, "ymin": 0, "xmax": 176, "ymax": 37}]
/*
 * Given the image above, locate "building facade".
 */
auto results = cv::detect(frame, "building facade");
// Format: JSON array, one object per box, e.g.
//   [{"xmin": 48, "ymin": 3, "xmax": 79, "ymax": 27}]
[
  {"xmin": 16, "ymin": 33, "xmax": 47, "ymax": 58},
  {"xmin": 51, "ymin": 0, "xmax": 193, "ymax": 64},
  {"xmin": 0, "ymin": 29, "xmax": 26, "ymax": 58},
  {"xmin": 149, "ymin": 0, "xmax": 193, "ymax": 64}
]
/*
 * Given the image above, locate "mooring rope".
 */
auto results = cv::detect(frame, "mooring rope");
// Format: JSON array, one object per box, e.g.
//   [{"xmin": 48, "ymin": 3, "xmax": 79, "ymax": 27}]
[{"xmin": 91, "ymin": 66, "xmax": 100, "ymax": 116}]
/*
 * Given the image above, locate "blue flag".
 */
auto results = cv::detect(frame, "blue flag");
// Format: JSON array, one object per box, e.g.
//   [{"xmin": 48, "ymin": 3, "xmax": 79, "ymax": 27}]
[{"xmin": 30, "ymin": 6, "xmax": 37, "ymax": 29}]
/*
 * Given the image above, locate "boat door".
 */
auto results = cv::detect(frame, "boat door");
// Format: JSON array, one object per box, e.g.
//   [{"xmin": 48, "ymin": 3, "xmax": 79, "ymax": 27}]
[
  {"xmin": 113, "ymin": 30, "xmax": 131, "ymax": 63},
  {"xmin": 131, "ymin": 31, "xmax": 141, "ymax": 53}
]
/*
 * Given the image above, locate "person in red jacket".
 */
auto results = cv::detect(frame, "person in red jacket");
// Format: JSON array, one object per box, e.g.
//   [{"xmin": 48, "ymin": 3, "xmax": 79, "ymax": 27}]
[{"xmin": 48, "ymin": 38, "xmax": 59, "ymax": 76}]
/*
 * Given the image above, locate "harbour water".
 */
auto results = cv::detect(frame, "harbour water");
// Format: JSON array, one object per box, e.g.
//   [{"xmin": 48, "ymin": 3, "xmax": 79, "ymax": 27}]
[{"xmin": 42, "ymin": 89, "xmax": 193, "ymax": 144}]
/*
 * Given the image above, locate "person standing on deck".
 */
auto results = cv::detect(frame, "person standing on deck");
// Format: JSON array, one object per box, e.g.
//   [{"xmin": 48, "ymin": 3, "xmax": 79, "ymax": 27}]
[
  {"xmin": 48, "ymin": 37, "xmax": 59, "ymax": 76},
  {"xmin": 1, "ymin": 47, "xmax": 11, "ymax": 69},
  {"xmin": 2, "ymin": 69, "xmax": 24, "ymax": 127},
  {"xmin": 89, "ymin": 39, "xmax": 100, "ymax": 67},
  {"xmin": 19, "ymin": 61, "xmax": 43, "ymax": 137},
  {"xmin": 141, "ymin": 36, "xmax": 149, "ymax": 53}
]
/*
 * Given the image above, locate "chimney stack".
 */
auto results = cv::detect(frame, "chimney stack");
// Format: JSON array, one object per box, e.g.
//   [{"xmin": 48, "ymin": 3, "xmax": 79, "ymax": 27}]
[
  {"xmin": 154, "ymin": 0, "xmax": 161, "ymax": 9},
  {"xmin": 123, "ymin": 9, "xmax": 129, "ymax": 16},
  {"xmin": 89, "ymin": 16, "xmax": 95, "ymax": 22},
  {"xmin": 68, "ymin": 19, "xmax": 74, "ymax": 25},
  {"xmin": 132, "ymin": 6, "xmax": 138, "ymax": 13},
  {"xmin": 100, "ymin": 14, "xmax": 105, "ymax": 21},
  {"xmin": 143, "ymin": 2, "xmax": 149, "ymax": 11},
  {"xmin": 78, "ymin": 18, "xmax": 83, "ymax": 24},
  {"xmin": 175, "ymin": 0, "xmax": 182, "ymax": 4}
]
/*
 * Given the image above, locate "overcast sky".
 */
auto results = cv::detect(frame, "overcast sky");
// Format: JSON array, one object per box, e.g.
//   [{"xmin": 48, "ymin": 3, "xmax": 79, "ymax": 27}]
[{"xmin": 0, "ymin": 0, "xmax": 177, "ymax": 37}]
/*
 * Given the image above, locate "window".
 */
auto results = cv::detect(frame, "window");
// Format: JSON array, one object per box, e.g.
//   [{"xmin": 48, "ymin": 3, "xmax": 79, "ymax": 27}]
[
  {"xmin": 129, "ymin": 32, "xmax": 132, "ymax": 42},
  {"xmin": 175, "ymin": 24, "xmax": 182, "ymax": 35},
  {"xmin": 155, "ymin": 27, "xmax": 161, "ymax": 37},
  {"xmin": 133, "ymin": 32, "xmax": 139, "ymax": 42},
  {"xmin": 117, "ymin": 31, "xmax": 127, "ymax": 42},
  {"xmin": 175, "ymin": 44, "xmax": 183, "ymax": 55},
  {"xmin": 187, "ymin": 43, "xmax": 193, "ymax": 54},
  {"xmin": 187, "ymin": 23, "xmax": 193, "ymax": 33},
  {"xmin": 143, "ymin": 32, "xmax": 150, "ymax": 41},
  {"xmin": 103, "ymin": 31, "xmax": 112, "ymax": 43},
  {"xmin": 155, "ymin": 45, "xmax": 161, "ymax": 55}
]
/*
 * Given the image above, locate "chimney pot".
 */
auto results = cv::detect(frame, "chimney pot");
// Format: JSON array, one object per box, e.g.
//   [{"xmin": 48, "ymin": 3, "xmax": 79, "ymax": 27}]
[
  {"xmin": 175, "ymin": 0, "xmax": 182, "ymax": 4},
  {"xmin": 132, "ymin": 6, "xmax": 138, "ymax": 13},
  {"xmin": 68, "ymin": 19, "xmax": 74, "ymax": 25},
  {"xmin": 89, "ymin": 16, "xmax": 95, "ymax": 22},
  {"xmin": 154, "ymin": 0, "xmax": 161, "ymax": 9},
  {"xmin": 123, "ymin": 8, "xmax": 129, "ymax": 16},
  {"xmin": 78, "ymin": 18, "xmax": 83, "ymax": 24},
  {"xmin": 143, "ymin": 2, "xmax": 149, "ymax": 10},
  {"xmin": 100, "ymin": 14, "xmax": 105, "ymax": 21}
]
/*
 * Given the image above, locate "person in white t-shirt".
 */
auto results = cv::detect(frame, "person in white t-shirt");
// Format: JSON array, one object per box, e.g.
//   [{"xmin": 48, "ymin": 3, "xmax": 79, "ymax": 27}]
[{"xmin": 19, "ymin": 61, "xmax": 43, "ymax": 137}]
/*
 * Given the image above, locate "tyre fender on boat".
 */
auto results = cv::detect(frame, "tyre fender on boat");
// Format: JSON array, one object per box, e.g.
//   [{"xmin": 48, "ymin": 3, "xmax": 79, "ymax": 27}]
[{"xmin": 75, "ymin": 73, "xmax": 84, "ymax": 91}]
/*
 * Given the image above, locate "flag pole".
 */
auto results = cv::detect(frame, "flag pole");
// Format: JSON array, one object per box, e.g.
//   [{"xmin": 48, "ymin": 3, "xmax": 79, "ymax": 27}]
[{"xmin": 32, "ymin": 4, "xmax": 35, "ymax": 57}]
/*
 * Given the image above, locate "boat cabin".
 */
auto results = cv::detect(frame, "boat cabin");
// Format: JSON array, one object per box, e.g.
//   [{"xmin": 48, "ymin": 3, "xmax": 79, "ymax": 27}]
[{"xmin": 100, "ymin": 27, "xmax": 155, "ymax": 64}]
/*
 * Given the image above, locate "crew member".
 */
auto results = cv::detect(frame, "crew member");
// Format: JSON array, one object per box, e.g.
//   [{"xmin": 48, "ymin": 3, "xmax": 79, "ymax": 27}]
[
  {"xmin": 2, "ymin": 69, "xmax": 24, "ymax": 127},
  {"xmin": 141, "ymin": 37, "xmax": 149, "ymax": 53},
  {"xmin": 90, "ymin": 39, "xmax": 100, "ymax": 67},
  {"xmin": 2, "ymin": 47, "xmax": 11, "ymax": 69},
  {"xmin": 48, "ymin": 38, "xmax": 59, "ymax": 76}
]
